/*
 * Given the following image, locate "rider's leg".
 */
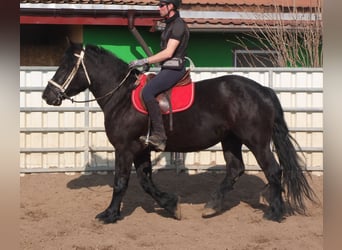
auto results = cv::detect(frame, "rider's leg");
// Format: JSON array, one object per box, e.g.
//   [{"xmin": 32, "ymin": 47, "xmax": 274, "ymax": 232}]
[{"xmin": 140, "ymin": 68, "xmax": 185, "ymax": 151}]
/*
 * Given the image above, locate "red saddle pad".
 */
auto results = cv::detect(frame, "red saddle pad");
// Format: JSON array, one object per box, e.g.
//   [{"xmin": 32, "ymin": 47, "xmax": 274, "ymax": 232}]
[{"xmin": 131, "ymin": 74, "xmax": 195, "ymax": 114}]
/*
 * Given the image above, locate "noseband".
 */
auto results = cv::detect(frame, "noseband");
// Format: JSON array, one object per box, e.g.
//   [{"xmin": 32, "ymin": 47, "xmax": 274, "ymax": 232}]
[{"xmin": 47, "ymin": 47, "xmax": 134, "ymax": 103}]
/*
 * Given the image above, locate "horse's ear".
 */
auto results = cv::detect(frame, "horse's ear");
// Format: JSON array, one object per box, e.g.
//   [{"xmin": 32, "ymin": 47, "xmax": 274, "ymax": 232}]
[
  {"xmin": 65, "ymin": 36, "xmax": 76, "ymax": 46},
  {"xmin": 66, "ymin": 36, "xmax": 71, "ymax": 46}
]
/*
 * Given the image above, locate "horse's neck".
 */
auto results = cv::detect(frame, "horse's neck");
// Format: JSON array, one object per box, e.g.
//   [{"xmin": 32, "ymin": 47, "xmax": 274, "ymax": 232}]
[
  {"xmin": 91, "ymin": 73, "xmax": 133, "ymax": 113},
  {"xmin": 86, "ymin": 50, "xmax": 133, "ymax": 110}
]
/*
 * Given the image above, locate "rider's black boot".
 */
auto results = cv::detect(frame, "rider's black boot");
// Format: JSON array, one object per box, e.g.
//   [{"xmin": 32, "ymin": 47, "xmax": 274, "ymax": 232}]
[{"xmin": 140, "ymin": 100, "xmax": 167, "ymax": 151}]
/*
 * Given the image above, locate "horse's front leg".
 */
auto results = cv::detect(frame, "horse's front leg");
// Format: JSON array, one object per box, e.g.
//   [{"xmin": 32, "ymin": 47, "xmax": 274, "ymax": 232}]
[
  {"xmin": 95, "ymin": 151, "xmax": 133, "ymax": 224},
  {"xmin": 134, "ymin": 149, "xmax": 181, "ymax": 220}
]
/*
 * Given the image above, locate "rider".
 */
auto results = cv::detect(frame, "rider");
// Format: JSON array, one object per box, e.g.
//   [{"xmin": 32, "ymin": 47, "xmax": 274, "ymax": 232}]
[{"xmin": 129, "ymin": 0, "xmax": 190, "ymax": 152}]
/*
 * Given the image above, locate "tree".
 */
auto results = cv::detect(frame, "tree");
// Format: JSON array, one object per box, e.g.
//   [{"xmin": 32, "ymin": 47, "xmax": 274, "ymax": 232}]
[{"xmin": 230, "ymin": 0, "xmax": 322, "ymax": 67}]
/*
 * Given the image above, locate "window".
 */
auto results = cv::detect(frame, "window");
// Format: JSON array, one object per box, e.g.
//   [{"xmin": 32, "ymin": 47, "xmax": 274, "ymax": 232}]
[{"xmin": 234, "ymin": 50, "xmax": 280, "ymax": 67}]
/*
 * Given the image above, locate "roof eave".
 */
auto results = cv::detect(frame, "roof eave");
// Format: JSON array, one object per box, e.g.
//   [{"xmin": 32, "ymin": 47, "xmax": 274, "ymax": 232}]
[{"xmin": 20, "ymin": 3, "xmax": 321, "ymax": 30}]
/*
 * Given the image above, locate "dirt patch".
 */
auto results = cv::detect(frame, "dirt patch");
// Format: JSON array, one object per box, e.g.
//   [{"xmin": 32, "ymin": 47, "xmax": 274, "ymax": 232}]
[{"xmin": 20, "ymin": 170, "xmax": 323, "ymax": 250}]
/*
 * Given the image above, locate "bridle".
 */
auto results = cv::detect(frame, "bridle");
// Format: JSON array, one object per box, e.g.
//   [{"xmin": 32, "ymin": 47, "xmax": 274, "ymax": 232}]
[{"xmin": 48, "ymin": 47, "xmax": 134, "ymax": 103}]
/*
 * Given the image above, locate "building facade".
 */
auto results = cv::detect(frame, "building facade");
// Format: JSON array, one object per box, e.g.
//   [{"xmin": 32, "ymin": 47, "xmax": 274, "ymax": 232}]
[{"xmin": 20, "ymin": 0, "xmax": 322, "ymax": 67}]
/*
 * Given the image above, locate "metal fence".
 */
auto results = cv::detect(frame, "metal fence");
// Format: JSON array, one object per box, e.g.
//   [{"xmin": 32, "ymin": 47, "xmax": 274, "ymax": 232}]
[{"xmin": 20, "ymin": 67, "xmax": 323, "ymax": 173}]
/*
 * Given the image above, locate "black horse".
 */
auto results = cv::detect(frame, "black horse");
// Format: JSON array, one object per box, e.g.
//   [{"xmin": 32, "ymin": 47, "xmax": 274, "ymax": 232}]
[{"xmin": 42, "ymin": 43, "xmax": 316, "ymax": 223}]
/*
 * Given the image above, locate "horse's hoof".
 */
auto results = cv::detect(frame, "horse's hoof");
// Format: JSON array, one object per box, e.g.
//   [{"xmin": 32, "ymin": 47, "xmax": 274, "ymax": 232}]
[
  {"xmin": 95, "ymin": 210, "xmax": 107, "ymax": 219},
  {"xmin": 263, "ymin": 212, "xmax": 285, "ymax": 222},
  {"xmin": 202, "ymin": 207, "xmax": 220, "ymax": 218},
  {"xmin": 95, "ymin": 210, "xmax": 120, "ymax": 224},
  {"xmin": 263, "ymin": 208, "xmax": 285, "ymax": 223}
]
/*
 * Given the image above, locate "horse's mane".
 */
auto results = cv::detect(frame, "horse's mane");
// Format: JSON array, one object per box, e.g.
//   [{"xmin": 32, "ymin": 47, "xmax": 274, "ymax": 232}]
[
  {"xmin": 81, "ymin": 44, "xmax": 138, "ymax": 90},
  {"xmin": 85, "ymin": 44, "xmax": 128, "ymax": 69}
]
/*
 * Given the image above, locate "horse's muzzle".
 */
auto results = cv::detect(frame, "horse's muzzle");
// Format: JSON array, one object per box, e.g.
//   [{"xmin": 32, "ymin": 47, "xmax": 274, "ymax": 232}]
[{"xmin": 42, "ymin": 86, "xmax": 65, "ymax": 106}]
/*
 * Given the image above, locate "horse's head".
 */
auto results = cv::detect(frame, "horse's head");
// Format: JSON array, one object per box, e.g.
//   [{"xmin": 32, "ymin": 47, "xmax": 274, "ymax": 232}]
[{"xmin": 42, "ymin": 43, "xmax": 91, "ymax": 106}]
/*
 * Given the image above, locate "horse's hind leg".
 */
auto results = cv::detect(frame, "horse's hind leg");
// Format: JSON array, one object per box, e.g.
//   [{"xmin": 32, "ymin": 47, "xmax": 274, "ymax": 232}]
[
  {"xmin": 134, "ymin": 149, "xmax": 181, "ymax": 219},
  {"xmin": 202, "ymin": 135, "xmax": 245, "ymax": 218},
  {"xmin": 249, "ymin": 145, "xmax": 285, "ymax": 222}
]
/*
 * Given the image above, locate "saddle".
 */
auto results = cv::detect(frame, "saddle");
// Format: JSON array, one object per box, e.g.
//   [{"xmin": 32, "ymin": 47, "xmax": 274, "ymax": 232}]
[{"xmin": 131, "ymin": 69, "xmax": 195, "ymax": 115}]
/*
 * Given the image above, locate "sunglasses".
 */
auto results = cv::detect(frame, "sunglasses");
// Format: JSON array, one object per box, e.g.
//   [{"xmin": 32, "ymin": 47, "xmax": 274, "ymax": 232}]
[{"xmin": 158, "ymin": 3, "xmax": 168, "ymax": 7}]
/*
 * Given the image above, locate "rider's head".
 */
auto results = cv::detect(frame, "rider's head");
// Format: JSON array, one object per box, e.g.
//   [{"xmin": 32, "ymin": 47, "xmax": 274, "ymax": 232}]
[{"xmin": 159, "ymin": 0, "xmax": 181, "ymax": 11}]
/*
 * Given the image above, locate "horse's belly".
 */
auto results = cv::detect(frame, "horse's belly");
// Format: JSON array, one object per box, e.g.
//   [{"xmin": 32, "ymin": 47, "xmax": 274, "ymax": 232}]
[{"xmin": 165, "ymin": 131, "xmax": 222, "ymax": 152}]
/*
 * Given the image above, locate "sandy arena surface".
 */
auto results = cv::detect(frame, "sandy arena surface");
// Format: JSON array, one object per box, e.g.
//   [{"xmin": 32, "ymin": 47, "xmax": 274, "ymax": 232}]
[{"xmin": 20, "ymin": 170, "xmax": 323, "ymax": 250}]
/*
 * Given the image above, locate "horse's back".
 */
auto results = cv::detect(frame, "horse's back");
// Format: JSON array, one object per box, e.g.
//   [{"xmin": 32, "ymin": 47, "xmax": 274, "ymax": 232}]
[
  {"xmin": 165, "ymin": 74, "xmax": 276, "ymax": 151},
  {"xmin": 193, "ymin": 74, "xmax": 274, "ymax": 112}
]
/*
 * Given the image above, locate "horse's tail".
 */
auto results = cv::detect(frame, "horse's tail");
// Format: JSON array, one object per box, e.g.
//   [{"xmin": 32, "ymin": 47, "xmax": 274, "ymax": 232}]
[{"xmin": 268, "ymin": 88, "xmax": 317, "ymax": 214}]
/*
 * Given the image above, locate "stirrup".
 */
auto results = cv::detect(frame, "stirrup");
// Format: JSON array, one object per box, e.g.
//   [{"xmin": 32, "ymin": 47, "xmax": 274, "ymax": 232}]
[
  {"xmin": 139, "ymin": 135, "xmax": 166, "ymax": 152},
  {"xmin": 139, "ymin": 135, "xmax": 149, "ymax": 146},
  {"xmin": 139, "ymin": 119, "xmax": 151, "ymax": 146},
  {"xmin": 149, "ymin": 139, "xmax": 166, "ymax": 152}
]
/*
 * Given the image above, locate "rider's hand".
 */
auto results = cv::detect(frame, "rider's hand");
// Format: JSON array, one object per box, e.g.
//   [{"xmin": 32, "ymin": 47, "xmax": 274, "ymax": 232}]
[{"xmin": 128, "ymin": 58, "xmax": 149, "ymax": 69}]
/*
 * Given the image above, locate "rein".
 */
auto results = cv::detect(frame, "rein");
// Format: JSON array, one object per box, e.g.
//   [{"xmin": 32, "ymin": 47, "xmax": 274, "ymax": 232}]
[{"xmin": 48, "ymin": 47, "xmax": 134, "ymax": 103}]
